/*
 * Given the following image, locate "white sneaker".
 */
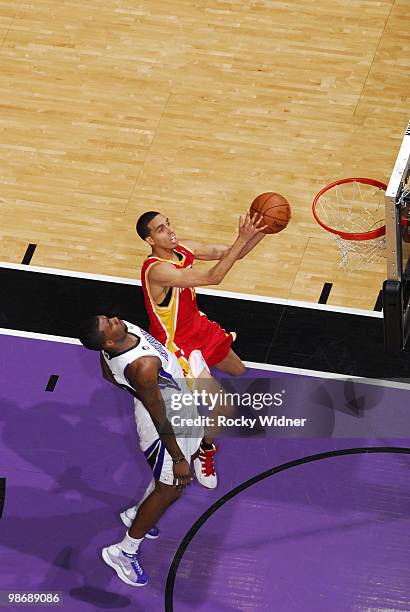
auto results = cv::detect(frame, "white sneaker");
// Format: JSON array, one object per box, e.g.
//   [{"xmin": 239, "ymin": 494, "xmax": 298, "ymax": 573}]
[
  {"xmin": 120, "ymin": 507, "xmax": 159, "ymax": 539},
  {"xmin": 102, "ymin": 544, "xmax": 148, "ymax": 587},
  {"xmin": 193, "ymin": 443, "xmax": 218, "ymax": 489}
]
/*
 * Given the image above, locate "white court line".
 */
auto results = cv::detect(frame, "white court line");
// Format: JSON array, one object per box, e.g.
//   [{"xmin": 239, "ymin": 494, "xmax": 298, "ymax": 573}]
[
  {"xmin": 0, "ymin": 327, "xmax": 80, "ymax": 345},
  {"xmin": 244, "ymin": 361, "xmax": 410, "ymax": 391},
  {"xmin": 197, "ymin": 287, "xmax": 383, "ymax": 318},
  {"xmin": 0, "ymin": 261, "xmax": 141, "ymax": 286},
  {"xmin": 0, "ymin": 327, "xmax": 406, "ymax": 390},
  {"xmin": 0, "ymin": 261, "xmax": 382, "ymax": 318}
]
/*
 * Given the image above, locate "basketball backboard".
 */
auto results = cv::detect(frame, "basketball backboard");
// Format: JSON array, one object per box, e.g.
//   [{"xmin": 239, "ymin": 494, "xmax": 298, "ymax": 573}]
[{"xmin": 383, "ymin": 119, "xmax": 410, "ymax": 351}]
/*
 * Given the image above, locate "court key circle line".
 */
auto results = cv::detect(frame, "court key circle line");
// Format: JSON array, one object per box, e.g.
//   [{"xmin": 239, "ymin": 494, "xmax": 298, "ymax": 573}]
[{"xmin": 165, "ymin": 446, "xmax": 410, "ymax": 611}]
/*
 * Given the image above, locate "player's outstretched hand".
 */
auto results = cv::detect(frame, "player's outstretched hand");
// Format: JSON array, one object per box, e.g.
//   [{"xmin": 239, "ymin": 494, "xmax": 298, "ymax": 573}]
[
  {"xmin": 173, "ymin": 459, "xmax": 193, "ymax": 490},
  {"xmin": 238, "ymin": 211, "xmax": 268, "ymax": 242}
]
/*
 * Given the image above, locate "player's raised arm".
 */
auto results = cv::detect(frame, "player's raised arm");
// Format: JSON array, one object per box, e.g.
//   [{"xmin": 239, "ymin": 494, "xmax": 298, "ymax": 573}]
[
  {"xmin": 182, "ymin": 212, "xmax": 266, "ymax": 261},
  {"xmin": 125, "ymin": 356, "xmax": 192, "ymax": 487},
  {"xmin": 236, "ymin": 212, "xmax": 267, "ymax": 259},
  {"xmin": 181, "ymin": 241, "xmax": 230, "ymax": 261},
  {"xmin": 149, "ymin": 213, "xmax": 267, "ymax": 289}
]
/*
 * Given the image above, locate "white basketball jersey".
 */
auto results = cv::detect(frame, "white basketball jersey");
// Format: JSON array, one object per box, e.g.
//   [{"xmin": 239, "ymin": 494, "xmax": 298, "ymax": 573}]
[
  {"xmin": 101, "ymin": 321, "xmax": 203, "ymax": 442},
  {"xmin": 101, "ymin": 320, "xmax": 185, "ymax": 394}
]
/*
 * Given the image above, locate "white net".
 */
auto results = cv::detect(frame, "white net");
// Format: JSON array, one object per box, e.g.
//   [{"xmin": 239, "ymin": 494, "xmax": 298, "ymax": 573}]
[{"xmin": 316, "ymin": 180, "xmax": 386, "ymax": 270}]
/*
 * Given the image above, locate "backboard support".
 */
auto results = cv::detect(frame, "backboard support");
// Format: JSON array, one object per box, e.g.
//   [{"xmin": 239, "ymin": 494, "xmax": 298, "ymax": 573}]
[{"xmin": 383, "ymin": 120, "xmax": 410, "ymax": 351}]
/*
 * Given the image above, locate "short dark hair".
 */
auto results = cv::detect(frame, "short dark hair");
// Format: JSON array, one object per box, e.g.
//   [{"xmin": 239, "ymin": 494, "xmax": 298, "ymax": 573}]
[
  {"xmin": 78, "ymin": 316, "xmax": 105, "ymax": 351},
  {"xmin": 136, "ymin": 211, "xmax": 160, "ymax": 240}
]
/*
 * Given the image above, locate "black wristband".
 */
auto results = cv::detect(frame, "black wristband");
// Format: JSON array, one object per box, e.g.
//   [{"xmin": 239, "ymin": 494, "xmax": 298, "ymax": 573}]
[{"xmin": 172, "ymin": 456, "xmax": 185, "ymax": 464}]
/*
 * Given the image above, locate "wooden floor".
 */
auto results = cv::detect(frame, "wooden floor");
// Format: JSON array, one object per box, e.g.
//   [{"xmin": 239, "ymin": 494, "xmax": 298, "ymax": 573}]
[{"xmin": 0, "ymin": 0, "xmax": 409, "ymax": 309}]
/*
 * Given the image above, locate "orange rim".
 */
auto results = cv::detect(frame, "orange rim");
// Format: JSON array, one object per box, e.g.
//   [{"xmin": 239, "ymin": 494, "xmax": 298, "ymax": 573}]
[{"xmin": 312, "ymin": 177, "xmax": 387, "ymax": 241}]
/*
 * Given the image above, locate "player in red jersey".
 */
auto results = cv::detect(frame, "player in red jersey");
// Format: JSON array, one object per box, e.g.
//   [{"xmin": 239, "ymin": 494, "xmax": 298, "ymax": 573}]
[
  {"xmin": 137, "ymin": 211, "xmax": 266, "ymax": 377},
  {"xmin": 135, "ymin": 211, "xmax": 267, "ymax": 489}
]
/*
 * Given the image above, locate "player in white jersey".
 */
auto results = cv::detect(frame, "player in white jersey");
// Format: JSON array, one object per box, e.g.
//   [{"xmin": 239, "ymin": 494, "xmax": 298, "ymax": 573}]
[
  {"xmin": 78, "ymin": 314, "xmax": 214, "ymax": 588},
  {"xmin": 101, "ymin": 319, "xmax": 205, "ymax": 455}
]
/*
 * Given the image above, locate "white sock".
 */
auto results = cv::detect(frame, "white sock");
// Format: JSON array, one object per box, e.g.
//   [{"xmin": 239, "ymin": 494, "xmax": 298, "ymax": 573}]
[
  {"xmin": 120, "ymin": 532, "xmax": 144, "ymax": 554},
  {"xmin": 188, "ymin": 350, "xmax": 210, "ymax": 378}
]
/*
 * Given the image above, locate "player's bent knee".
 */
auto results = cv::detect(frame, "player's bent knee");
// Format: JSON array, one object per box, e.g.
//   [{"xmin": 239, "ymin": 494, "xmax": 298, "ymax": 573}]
[
  {"xmin": 232, "ymin": 361, "xmax": 246, "ymax": 376},
  {"xmin": 156, "ymin": 481, "xmax": 181, "ymax": 503},
  {"xmin": 227, "ymin": 352, "xmax": 246, "ymax": 376}
]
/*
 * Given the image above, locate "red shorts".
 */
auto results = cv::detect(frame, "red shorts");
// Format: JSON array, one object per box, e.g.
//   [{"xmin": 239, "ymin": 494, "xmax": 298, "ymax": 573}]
[{"xmin": 176, "ymin": 315, "xmax": 235, "ymax": 367}]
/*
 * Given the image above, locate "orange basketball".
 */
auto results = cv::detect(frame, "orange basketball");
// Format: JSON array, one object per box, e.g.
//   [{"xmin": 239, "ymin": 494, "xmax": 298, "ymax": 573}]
[{"xmin": 250, "ymin": 192, "xmax": 291, "ymax": 234}]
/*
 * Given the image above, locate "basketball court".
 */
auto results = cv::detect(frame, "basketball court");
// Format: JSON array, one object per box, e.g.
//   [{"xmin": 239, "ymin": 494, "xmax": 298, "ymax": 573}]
[
  {"xmin": 1, "ymin": 0, "xmax": 410, "ymax": 610},
  {"xmin": 2, "ymin": 327, "xmax": 410, "ymax": 611}
]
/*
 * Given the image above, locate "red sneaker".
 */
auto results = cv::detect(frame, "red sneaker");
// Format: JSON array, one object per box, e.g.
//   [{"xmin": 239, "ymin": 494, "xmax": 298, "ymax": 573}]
[{"xmin": 193, "ymin": 443, "xmax": 218, "ymax": 489}]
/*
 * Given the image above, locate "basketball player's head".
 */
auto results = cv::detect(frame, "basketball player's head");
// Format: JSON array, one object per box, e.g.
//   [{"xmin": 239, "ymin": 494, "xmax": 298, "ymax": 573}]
[
  {"xmin": 79, "ymin": 315, "xmax": 127, "ymax": 351},
  {"xmin": 136, "ymin": 211, "xmax": 177, "ymax": 250}
]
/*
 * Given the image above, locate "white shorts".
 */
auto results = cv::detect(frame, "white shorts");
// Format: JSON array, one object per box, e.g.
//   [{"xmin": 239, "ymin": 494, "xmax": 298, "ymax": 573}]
[{"xmin": 133, "ymin": 398, "xmax": 204, "ymax": 485}]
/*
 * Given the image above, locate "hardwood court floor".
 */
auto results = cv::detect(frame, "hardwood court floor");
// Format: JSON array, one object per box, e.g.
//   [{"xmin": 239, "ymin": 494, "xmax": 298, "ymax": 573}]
[{"xmin": 0, "ymin": 0, "xmax": 409, "ymax": 308}]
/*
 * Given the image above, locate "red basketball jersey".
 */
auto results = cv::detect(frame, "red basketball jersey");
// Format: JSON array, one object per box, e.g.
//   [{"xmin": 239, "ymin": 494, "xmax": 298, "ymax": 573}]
[{"xmin": 141, "ymin": 243, "xmax": 204, "ymax": 359}]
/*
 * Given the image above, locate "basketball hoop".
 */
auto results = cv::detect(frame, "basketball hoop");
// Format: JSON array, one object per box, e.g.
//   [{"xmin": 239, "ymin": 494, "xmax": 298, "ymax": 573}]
[{"xmin": 312, "ymin": 177, "xmax": 387, "ymax": 269}]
